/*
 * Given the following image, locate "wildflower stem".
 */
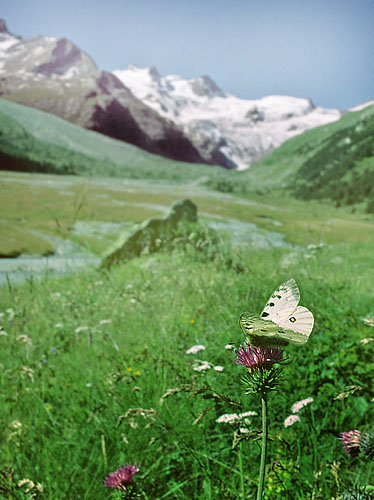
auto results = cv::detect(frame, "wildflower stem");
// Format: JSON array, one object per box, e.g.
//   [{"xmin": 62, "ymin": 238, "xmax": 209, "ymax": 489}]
[
  {"xmin": 257, "ymin": 393, "xmax": 268, "ymax": 500},
  {"xmin": 239, "ymin": 441, "xmax": 245, "ymax": 498}
]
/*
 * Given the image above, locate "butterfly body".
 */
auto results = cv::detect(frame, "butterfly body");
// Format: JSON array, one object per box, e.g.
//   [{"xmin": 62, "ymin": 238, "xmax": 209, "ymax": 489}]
[{"xmin": 239, "ymin": 279, "xmax": 314, "ymax": 348}]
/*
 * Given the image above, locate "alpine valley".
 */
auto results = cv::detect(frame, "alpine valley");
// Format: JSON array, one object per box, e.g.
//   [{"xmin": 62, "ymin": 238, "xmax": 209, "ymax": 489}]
[{"xmin": 0, "ymin": 18, "xmax": 354, "ymax": 170}]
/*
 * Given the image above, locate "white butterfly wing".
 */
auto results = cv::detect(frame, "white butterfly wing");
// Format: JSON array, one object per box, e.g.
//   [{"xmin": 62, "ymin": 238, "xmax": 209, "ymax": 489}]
[
  {"xmin": 276, "ymin": 305, "xmax": 314, "ymax": 339},
  {"xmin": 260, "ymin": 279, "xmax": 300, "ymax": 324}
]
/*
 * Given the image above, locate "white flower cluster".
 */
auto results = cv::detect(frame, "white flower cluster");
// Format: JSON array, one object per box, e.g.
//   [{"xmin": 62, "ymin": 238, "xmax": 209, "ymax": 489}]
[
  {"xmin": 216, "ymin": 410, "xmax": 257, "ymax": 424},
  {"xmin": 284, "ymin": 397, "xmax": 313, "ymax": 427}
]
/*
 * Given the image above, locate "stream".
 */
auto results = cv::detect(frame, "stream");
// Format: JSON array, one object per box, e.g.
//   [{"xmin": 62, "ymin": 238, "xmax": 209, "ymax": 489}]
[{"xmin": 0, "ymin": 217, "xmax": 294, "ymax": 286}]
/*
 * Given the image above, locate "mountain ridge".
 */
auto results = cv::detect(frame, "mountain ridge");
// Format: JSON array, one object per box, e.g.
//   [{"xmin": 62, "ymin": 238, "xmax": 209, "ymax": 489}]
[
  {"xmin": 0, "ymin": 19, "xmax": 360, "ymax": 169},
  {"xmin": 0, "ymin": 20, "xmax": 208, "ymax": 165},
  {"xmin": 113, "ymin": 65, "xmax": 342, "ymax": 169}
]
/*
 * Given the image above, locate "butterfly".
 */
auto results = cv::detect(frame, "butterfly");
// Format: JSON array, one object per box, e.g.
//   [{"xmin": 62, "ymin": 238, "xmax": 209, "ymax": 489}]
[{"xmin": 239, "ymin": 279, "xmax": 314, "ymax": 347}]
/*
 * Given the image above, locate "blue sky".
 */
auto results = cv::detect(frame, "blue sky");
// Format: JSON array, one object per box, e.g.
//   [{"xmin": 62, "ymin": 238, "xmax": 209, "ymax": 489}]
[{"xmin": 1, "ymin": 0, "xmax": 373, "ymax": 109}]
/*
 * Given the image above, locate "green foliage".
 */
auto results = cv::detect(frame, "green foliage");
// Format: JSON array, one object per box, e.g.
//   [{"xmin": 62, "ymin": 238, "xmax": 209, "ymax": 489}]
[
  {"xmin": 293, "ymin": 110, "xmax": 374, "ymax": 205},
  {"xmin": 1, "ymin": 236, "xmax": 374, "ymax": 498},
  {"xmin": 240, "ymin": 106, "xmax": 374, "ymax": 208}
]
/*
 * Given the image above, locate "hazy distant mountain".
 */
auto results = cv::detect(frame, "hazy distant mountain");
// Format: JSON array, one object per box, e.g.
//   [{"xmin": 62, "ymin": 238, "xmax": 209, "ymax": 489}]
[
  {"xmin": 0, "ymin": 20, "xmax": 207, "ymax": 164},
  {"xmin": 113, "ymin": 65, "xmax": 342, "ymax": 169}
]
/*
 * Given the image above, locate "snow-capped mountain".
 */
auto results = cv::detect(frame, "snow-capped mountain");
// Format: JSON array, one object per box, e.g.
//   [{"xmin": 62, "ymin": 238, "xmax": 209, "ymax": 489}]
[
  {"xmin": 113, "ymin": 65, "xmax": 342, "ymax": 169},
  {"xmin": 0, "ymin": 20, "xmax": 206, "ymax": 164},
  {"xmin": 0, "ymin": 19, "xmax": 352, "ymax": 170}
]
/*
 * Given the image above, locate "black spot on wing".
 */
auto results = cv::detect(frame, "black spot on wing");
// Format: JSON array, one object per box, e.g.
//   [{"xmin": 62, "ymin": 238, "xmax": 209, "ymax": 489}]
[{"xmin": 261, "ymin": 312, "xmax": 269, "ymax": 317}]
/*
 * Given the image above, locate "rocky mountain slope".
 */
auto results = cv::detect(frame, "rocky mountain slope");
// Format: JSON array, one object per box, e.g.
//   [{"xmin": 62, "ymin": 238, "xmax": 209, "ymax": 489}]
[
  {"xmin": 0, "ymin": 98, "xmax": 223, "ymax": 180},
  {"xmin": 0, "ymin": 20, "xmax": 206, "ymax": 164},
  {"xmin": 0, "ymin": 19, "xmax": 348, "ymax": 169},
  {"xmin": 113, "ymin": 65, "xmax": 342, "ymax": 169}
]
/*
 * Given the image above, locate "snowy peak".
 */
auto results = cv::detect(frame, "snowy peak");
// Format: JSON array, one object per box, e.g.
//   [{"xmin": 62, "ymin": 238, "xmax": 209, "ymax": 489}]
[
  {"xmin": 0, "ymin": 19, "xmax": 21, "ymax": 57},
  {"xmin": 114, "ymin": 65, "xmax": 342, "ymax": 169},
  {"xmin": 32, "ymin": 37, "xmax": 98, "ymax": 78},
  {"xmin": 189, "ymin": 75, "xmax": 225, "ymax": 98},
  {"xmin": 0, "ymin": 25, "xmax": 99, "ymax": 79}
]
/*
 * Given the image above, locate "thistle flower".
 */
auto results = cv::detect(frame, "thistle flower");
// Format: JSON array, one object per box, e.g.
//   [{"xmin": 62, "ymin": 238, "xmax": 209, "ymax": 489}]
[
  {"xmin": 233, "ymin": 344, "xmax": 285, "ymax": 371},
  {"xmin": 339, "ymin": 485, "xmax": 374, "ymax": 499},
  {"xmin": 359, "ymin": 430, "xmax": 374, "ymax": 460},
  {"xmin": 104, "ymin": 464, "xmax": 139, "ymax": 491},
  {"xmin": 339, "ymin": 430, "xmax": 361, "ymax": 457}
]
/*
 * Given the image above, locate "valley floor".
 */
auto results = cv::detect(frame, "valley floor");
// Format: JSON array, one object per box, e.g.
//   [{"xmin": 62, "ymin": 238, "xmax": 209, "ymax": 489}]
[{"xmin": 1, "ymin": 170, "xmax": 374, "ymax": 499}]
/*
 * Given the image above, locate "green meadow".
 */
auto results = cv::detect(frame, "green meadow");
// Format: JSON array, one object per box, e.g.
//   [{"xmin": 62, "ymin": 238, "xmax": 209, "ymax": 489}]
[{"xmin": 1, "ymin": 165, "xmax": 374, "ymax": 499}]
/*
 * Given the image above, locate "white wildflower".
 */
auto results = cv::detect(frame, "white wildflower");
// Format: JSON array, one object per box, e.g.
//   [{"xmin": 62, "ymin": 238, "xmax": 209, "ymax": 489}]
[
  {"xmin": 363, "ymin": 316, "xmax": 374, "ymax": 327},
  {"xmin": 75, "ymin": 326, "xmax": 89, "ymax": 333},
  {"xmin": 216, "ymin": 413, "xmax": 239, "ymax": 424},
  {"xmin": 192, "ymin": 360, "xmax": 211, "ymax": 372},
  {"xmin": 17, "ymin": 479, "xmax": 35, "ymax": 493},
  {"xmin": 216, "ymin": 411, "xmax": 257, "ymax": 424},
  {"xmin": 9, "ymin": 420, "xmax": 22, "ymax": 430},
  {"xmin": 213, "ymin": 365, "xmax": 224, "ymax": 372},
  {"xmin": 186, "ymin": 344, "xmax": 206, "ymax": 355},
  {"xmin": 291, "ymin": 397, "xmax": 313, "ymax": 413},
  {"xmin": 239, "ymin": 411, "xmax": 257, "ymax": 418},
  {"xmin": 20, "ymin": 366, "xmax": 34, "ymax": 383},
  {"xmin": 284, "ymin": 415, "xmax": 301, "ymax": 427},
  {"xmin": 6, "ymin": 308, "xmax": 15, "ymax": 320},
  {"xmin": 361, "ymin": 337, "xmax": 374, "ymax": 344},
  {"xmin": 225, "ymin": 344, "xmax": 235, "ymax": 349},
  {"xmin": 17, "ymin": 334, "xmax": 32, "ymax": 345}
]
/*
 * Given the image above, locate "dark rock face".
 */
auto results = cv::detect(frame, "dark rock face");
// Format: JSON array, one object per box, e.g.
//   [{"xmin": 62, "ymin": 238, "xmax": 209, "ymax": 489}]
[
  {"xmin": 34, "ymin": 38, "xmax": 83, "ymax": 76},
  {"xmin": 102, "ymin": 199, "xmax": 198, "ymax": 268},
  {"xmin": 90, "ymin": 72, "xmax": 208, "ymax": 162},
  {"xmin": 0, "ymin": 19, "xmax": 10, "ymax": 34}
]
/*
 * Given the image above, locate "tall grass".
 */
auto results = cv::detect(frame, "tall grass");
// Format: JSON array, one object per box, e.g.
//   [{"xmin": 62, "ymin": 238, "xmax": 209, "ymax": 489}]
[{"xmin": 1, "ymin": 236, "xmax": 373, "ymax": 498}]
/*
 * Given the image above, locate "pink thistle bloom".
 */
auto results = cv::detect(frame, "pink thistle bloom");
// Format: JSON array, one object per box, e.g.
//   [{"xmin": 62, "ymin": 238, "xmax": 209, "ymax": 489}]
[
  {"xmin": 104, "ymin": 464, "xmax": 139, "ymax": 490},
  {"xmin": 233, "ymin": 344, "xmax": 285, "ymax": 371},
  {"xmin": 339, "ymin": 430, "xmax": 361, "ymax": 456}
]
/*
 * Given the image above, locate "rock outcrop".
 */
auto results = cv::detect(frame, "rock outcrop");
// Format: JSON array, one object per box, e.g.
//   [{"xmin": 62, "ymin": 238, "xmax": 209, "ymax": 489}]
[{"xmin": 102, "ymin": 199, "xmax": 198, "ymax": 268}]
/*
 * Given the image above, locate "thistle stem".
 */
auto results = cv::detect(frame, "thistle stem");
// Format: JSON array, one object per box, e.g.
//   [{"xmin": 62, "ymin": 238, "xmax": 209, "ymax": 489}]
[{"xmin": 257, "ymin": 393, "xmax": 268, "ymax": 500}]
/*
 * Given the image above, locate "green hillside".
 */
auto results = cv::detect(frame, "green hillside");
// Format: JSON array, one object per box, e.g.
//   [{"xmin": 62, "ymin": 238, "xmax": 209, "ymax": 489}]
[
  {"xmin": 241, "ymin": 105, "xmax": 374, "ymax": 211},
  {"xmin": 1, "ymin": 98, "xmax": 374, "ymax": 211},
  {"xmin": 0, "ymin": 98, "xmax": 223, "ymax": 181}
]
